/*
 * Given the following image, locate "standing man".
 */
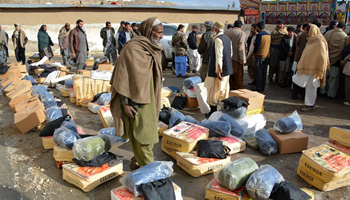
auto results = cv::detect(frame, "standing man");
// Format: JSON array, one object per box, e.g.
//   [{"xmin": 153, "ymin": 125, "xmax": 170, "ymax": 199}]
[
  {"xmin": 269, "ymin": 20, "xmax": 287, "ymax": 85},
  {"xmin": 118, "ymin": 21, "xmax": 126, "ymax": 33},
  {"xmin": 11, "ymin": 24, "xmax": 28, "ymax": 64},
  {"xmin": 295, "ymin": 24, "xmax": 302, "ymax": 35},
  {"xmin": 58, "ymin": 23, "xmax": 71, "ymax": 66},
  {"xmin": 198, "ymin": 21, "xmax": 214, "ymax": 81},
  {"xmin": 225, "ymin": 20, "xmax": 246, "ymax": 90},
  {"xmin": 323, "ymin": 22, "xmax": 348, "ymax": 99},
  {"xmin": 172, "ymin": 24, "xmax": 188, "ymax": 78},
  {"xmin": 278, "ymin": 26, "xmax": 296, "ymax": 87},
  {"xmin": 0, "ymin": 25, "xmax": 9, "ymax": 64},
  {"xmin": 204, "ymin": 22, "xmax": 233, "ymax": 117},
  {"xmin": 110, "ymin": 17, "xmax": 164, "ymax": 169},
  {"xmin": 293, "ymin": 24, "xmax": 329, "ymax": 111},
  {"xmin": 118, "ymin": 22, "xmax": 133, "ymax": 53},
  {"xmin": 69, "ymin": 19, "xmax": 89, "ymax": 71},
  {"xmin": 254, "ymin": 21, "xmax": 271, "ymax": 93},
  {"xmin": 100, "ymin": 21, "xmax": 117, "ymax": 65},
  {"xmin": 187, "ymin": 25, "xmax": 201, "ymax": 74},
  {"xmin": 131, "ymin": 23, "xmax": 141, "ymax": 36},
  {"xmin": 246, "ymin": 24, "xmax": 257, "ymax": 85}
]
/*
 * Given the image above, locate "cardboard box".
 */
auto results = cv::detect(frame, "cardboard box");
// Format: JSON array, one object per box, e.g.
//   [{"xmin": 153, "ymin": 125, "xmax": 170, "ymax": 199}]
[
  {"xmin": 158, "ymin": 121, "xmax": 168, "ymax": 137},
  {"xmin": 13, "ymin": 96, "xmax": 44, "ymax": 113},
  {"xmin": 70, "ymin": 96, "xmax": 76, "ymax": 104},
  {"xmin": 268, "ymin": 128, "xmax": 308, "ymax": 154},
  {"xmin": 8, "ymin": 90, "xmax": 32, "ymax": 111},
  {"xmin": 42, "ymin": 136, "xmax": 55, "ymax": 150},
  {"xmin": 205, "ymin": 179, "xmax": 253, "ymax": 200},
  {"xmin": 299, "ymin": 144, "xmax": 350, "ymax": 182},
  {"xmin": 77, "ymin": 70, "xmax": 91, "ymax": 77},
  {"xmin": 12, "ymin": 65, "xmax": 27, "ymax": 73},
  {"xmin": 53, "ymin": 145, "xmax": 74, "ymax": 162},
  {"xmin": 1, "ymin": 73, "xmax": 18, "ymax": 87},
  {"xmin": 161, "ymin": 139, "xmax": 178, "ymax": 160},
  {"xmin": 229, "ymin": 89, "xmax": 265, "ymax": 110},
  {"xmin": 0, "ymin": 67, "xmax": 21, "ymax": 80},
  {"xmin": 301, "ymin": 188, "xmax": 314, "ymax": 200},
  {"xmin": 62, "ymin": 160, "xmax": 123, "ymax": 192},
  {"xmin": 297, "ymin": 165, "xmax": 350, "ymax": 192},
  {"xmin": 4, "ymin": 79, "xmax": 26, "ymax": 94},
  {"xmin": 34, "ymin": 68, "xmax": 45, "ymax": 75},
  {"xmin": 111, "ymin": 183, "xmax": 182, "ymax": 200},
  {"xmin": 98, "ymin": 105, "xmax": 113, "ymax": 128},
  {"xmin": 329, "ymin": 127, "xmax": 350, "ymax": 147},
  {"xmin": 176, "ymin": 152, "xmax": 231, "ymax": 177},
  {"xmin": 97, "ymin": 64, "xmax": 113, "ymax": 71},
  {"xmin": 85, "ymin": 59, "xmax": 94, "ymax": 67},
  {"xmin": 37, "ymin": 77, "xmax": 46, "ymax": 84},
  {"xmin": 14, "ymin": 102, "xmax": 46, "ymax": 133},
  {"xmin": 245, "ymin": 107, "xmax": 264, "ymax": 116},
  {"xmin": 162, "ymin": 122, "xmax": 209, "ymax": 153},
  {"xmin": 185, "ymin": 94, "xmax": 199, "ymax": 108},
  {"xmin": 6, "ymin": 82, "xmax": 32, "ymax": 100}
]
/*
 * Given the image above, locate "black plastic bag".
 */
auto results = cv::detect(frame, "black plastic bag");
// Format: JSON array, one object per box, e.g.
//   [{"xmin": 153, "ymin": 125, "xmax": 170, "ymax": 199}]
[
  {"xmin": 159, "ymin": 106, "xmax": 172, "ymax": 125},
  {"xmin": 270, "ymin": 181, "xmax": 311, "ymax": 200},
  {"xmin": 73, "ymin": 152, "xmax": 117, "ymax": 167},
  {"xmin": 140, "ymin": 178, "xmax": 176, "ymax": 200},
  {"xmin": 39, "ymin": 115, "xmax": 71, "ymax": 137},
  {"xmin": 221, "ymin": 97, "xmax": 249, "ymax": 109},
  {"xmin": 0, "ymin": 65, "xmax": 10, "ymax": 74},
  {"xmin": 198, "ymin": 140, "xmax": 230, "ymax": 159},
  {"xmin": 171, "ymin": 94, "xmax": 187, "ymax": 110},
  {"xmin": 91, "ymin": 92, "xmax": 108, "ymax": 103}
]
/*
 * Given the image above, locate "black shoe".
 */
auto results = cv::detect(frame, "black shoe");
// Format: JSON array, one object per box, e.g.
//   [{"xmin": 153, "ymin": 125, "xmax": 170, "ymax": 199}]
[
  {"xmin": 301, "ymin": 106, "xmax": 315, "ymax": 112},
  {"xmin": 182, "ymin": 76, "xmax": 188, "ymax": 78},
  {"xmin": 291, "ymin": 94, "xmax": 298, "ymax": 100}
]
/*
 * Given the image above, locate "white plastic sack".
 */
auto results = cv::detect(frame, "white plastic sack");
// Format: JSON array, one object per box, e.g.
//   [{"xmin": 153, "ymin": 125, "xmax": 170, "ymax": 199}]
[
  {"xmin": 235, "ymin": 114, "xmax": 266, "ymax": 139},
  {"xmin": 194, "ymin": 83, "xmax": 210, "ymax": 114},
  {"xmin": 88, "ymin": 102, "xmax": 102, "ymax": 114}
]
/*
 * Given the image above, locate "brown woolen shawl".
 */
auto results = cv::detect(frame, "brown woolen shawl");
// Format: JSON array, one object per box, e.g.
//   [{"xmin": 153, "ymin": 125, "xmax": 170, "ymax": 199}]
[{"xmin": 110, "ymin": 17, "xmax": 163, "ymax": 136}]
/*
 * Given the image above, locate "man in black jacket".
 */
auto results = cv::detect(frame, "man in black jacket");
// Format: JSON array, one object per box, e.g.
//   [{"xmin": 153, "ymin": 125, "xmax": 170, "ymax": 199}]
[
  {"xmin": 187, "ymin": 25, "xmax": 201, "ymax": 74},
  {"xmin": 278, "ymin": 26, "xmax": 296, "ymax": 87},
  {"xmin": 198, "ymin": 21, "xmax": 214, "ymax": 81},
  {"xmin": 100, "ymin": 21, "xmax": 117, "ymax": 65}
]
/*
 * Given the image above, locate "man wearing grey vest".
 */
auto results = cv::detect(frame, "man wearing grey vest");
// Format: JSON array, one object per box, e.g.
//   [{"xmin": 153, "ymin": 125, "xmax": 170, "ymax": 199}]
[{"xmin": 204, "ymin": 21, "xmax": 233, "ymax": 117}]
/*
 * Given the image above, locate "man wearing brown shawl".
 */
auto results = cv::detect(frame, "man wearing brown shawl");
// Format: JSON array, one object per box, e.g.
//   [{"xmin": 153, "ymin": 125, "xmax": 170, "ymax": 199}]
[
  {"xmin": 269, "ymin": 21, "xmax": 287, "ymax": 85},
  {"xmin": 58, "ymin": 23, "xmax": 71, "ymax": 66},
  {"xmin": 110, "ymin": 17, "xmax": 163, "ymax": 169}
]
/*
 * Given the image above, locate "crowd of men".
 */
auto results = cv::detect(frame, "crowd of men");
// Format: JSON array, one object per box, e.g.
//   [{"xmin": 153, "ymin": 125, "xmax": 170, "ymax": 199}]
[{"xmin": 0, "ymin": 16, "xmax": 349, "ymax": 170}]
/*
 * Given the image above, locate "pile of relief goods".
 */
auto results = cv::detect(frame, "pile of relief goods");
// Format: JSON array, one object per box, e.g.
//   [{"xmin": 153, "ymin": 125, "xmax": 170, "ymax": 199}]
[
  {"xmin": 111, "ymin": 161, "xmax": 183, "ymax": 200},
  {"xmin": 205, "ymin": 157, "xmax": 313, "ymax": 200},
  {"xmin": 297, "ymin": 127, "xmax": 350, "ymax": 191}
]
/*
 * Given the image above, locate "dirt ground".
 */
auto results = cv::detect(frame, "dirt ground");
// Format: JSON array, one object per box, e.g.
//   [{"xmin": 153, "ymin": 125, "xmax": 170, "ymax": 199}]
[{"xmin": 0, "ymin": 55, "xmax": 350, "ymax": 200}]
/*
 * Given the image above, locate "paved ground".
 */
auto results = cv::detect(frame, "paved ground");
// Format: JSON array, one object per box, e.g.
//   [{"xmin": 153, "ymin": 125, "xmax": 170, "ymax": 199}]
[{"xmin": 0, "ymin": 55, "xmax": 350, "ymax": 200}]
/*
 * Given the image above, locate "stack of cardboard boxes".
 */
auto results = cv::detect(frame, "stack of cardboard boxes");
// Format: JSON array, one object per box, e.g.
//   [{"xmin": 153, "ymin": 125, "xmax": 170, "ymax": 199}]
[
  {"xmin": 1, "ymin": 64, "xmax": 46, "ymax": 134},
  {"xmin": 229, "ymin": 89, "xmax": 265, "ymax": 116},
  {"xmin": 297, "ymin": 127, "xmax": 350, "ymax": 191}
]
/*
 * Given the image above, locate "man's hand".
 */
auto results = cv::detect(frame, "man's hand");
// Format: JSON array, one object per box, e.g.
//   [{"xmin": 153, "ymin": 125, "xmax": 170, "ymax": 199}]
[
  {"xmin": 87, "ymin": 51, "xmax": 89, "ymax": 55},
  {"xmin": 71, "ymin": 52, "xmax": 76, "ymax": 58},
  {"xmin": 217, "ymin": 73, "xmax": 223, "ymax": 81},
  {"xmin": 123, "ymin": 104, "xmax": 138, "ymax": 119}
]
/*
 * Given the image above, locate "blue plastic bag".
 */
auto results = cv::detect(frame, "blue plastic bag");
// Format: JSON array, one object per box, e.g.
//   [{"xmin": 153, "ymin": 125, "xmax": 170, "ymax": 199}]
[
  {"xmin": 31, "ymin": 85, "xmax": 47, "ymax": 96},
  {"xmin": 183, "ymin": 76, "xmax": 201, "ymax": 89},
  {"xmin": 38, "ymin": 91, "xmax": 57, "ymax": 108},
  {"xmin": 61, "ymin": 119, "xmax": 78, "ymax": 133},
  {"xmin": 1, "ymin": 81, "xmax": 12, "ymax": 96},
  {"xmin": 121, "ymin": 161, "xmax": 174, "ymax": 197},
  {"xmin": 99, "ymin": 127, "xmax": 129, "ymax": 143},
  {"xmin": 273, "ymin": 111, "xmax": 303, "ymax": 134},
  {"xmin": 46, "ymin": 106, "xmax": 63, "ymax": 123},
  {"xmin": 219, "ymin": 114, "xmax": 244, "ymax": 137},
  {"xmin": 95, "ymin": 93, "xmax": 111, "ymax": 105},
  {"xmin": 65, "ymin": 79, "xmax": 74, "ymax": 89},
  {"xmin": 168, "ymin": 86, "xmax": 180, "ymax": 93},
  {"xmin": 168, "ymin": 110, "xmax": 185, "ymax": 128},
  {"xmin": 24, "ymin": 75, "xmax": 35, "ymax": 84},
  {"xmin": 53, "ymin": 127, "xmax": 81, "ymax": 149},
  {"xmin": 255, "ymin": 129, "xmax": 277, "ymax": 155},
  {"xmin": 246, "ymin": 165, "xmax": 284, "ymax": 200},
  {"xmin": 184, "ymin": 115, "xmax": 199, "ymax": 125},
  {"xmin": 201, "ymin": 119, "xmax": 231, "ymax": 137}
]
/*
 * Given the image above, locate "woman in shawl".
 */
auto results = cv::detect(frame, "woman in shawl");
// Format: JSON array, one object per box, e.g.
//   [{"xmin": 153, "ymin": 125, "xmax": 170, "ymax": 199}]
[
  {"xmin": 38, "ymin": 25, "xmax": 54, "ymax": 59},
  {"xmin": 0, "ymin": 25, "xmax": 9, "ymax": 64},
  {"xmin": 293, "ymin": 24, "xmax": 330, "ymax": 112}
]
